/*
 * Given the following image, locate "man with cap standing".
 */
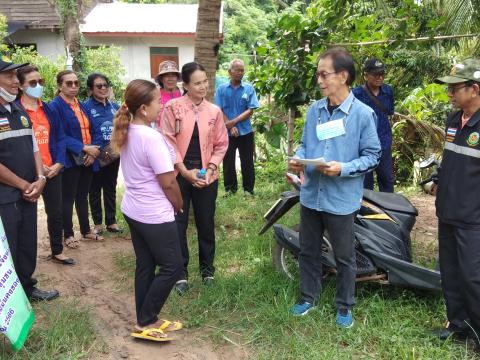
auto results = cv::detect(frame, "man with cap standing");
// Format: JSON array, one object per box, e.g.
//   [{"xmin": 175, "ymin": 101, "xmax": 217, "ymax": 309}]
[
  {"xmin": 431, "ymin": 58, "xmax": 480, "ymax": 346},
  {"xmin": 215, "ymin": 59, "xmax": 260, "ymax": 196},
  {"xmin": 353, "ymin": 58, "xmax": 395, "ymax": 192},
  {"xmin": 0, "ymin": 59, "xmax": 59, "ymax": 301}
]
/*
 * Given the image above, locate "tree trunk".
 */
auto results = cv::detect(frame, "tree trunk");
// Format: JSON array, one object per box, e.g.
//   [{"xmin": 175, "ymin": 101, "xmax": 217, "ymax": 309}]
[
  {"xmin": 194, "ymin": 0, "xmax": 222, "ymax": 101},
  {"xmin": 57, "ymin": 0, "xmax": 83, "ymax": 73},
  {"xmin": 287, "ymin": 108, "xmax": 295, "ymax": 156}
]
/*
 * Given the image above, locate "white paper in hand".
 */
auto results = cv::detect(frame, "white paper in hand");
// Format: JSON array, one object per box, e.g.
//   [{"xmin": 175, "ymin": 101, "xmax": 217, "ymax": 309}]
[{"xmin": 288, "ymin": 156, "xmax": 329, "ymax": 166}]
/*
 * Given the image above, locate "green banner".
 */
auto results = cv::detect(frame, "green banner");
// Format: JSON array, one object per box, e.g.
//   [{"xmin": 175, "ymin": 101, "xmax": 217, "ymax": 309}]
[{"xmin": 0, "ymin": 216, "xmax": 35, "ymax": 351}]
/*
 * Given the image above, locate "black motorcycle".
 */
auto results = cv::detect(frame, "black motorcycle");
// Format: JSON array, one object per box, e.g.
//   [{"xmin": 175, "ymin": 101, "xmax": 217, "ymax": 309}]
[{"xmin": 259, "ymin": 164, "xmax": 441, "ymax": 292}]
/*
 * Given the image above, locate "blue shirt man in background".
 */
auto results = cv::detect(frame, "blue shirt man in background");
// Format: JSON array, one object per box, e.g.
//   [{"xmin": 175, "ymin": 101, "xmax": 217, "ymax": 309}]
[
  {"xmin": 352, "ymin": 59, "xmax": 395, "ymax": 192},
  {"xmin": 215, "ymin": 59, "xmax": 260, "ymax": 196}
]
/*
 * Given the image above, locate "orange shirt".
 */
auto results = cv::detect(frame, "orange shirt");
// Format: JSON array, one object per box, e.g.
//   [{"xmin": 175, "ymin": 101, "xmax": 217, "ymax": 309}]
[
  {"xmin": 62, "ymin": 95, "xmax": 91, "ymax": 145},
  {"xmin": 23, "ymin": 99, "xmax": 53, "ymax": 167}
]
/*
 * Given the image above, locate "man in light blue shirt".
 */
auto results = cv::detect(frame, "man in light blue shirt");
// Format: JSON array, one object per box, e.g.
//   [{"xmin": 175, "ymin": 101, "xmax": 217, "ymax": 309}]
[
  {"xmin": 289, "ymin": 48, "xmax": 381, "ymax": 327},
  {"xmin": 215, "ymin": 59, "xmax": 260, "ymax": 195}
]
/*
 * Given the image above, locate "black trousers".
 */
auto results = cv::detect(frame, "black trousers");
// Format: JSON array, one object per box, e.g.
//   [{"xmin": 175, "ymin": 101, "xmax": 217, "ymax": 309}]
[
  {"xmin": 62, "ymin": 166, "xmax": 93, "ymax": 237},
  {"xmin": 89, "ymin": 159, "xmax": 120, "ymax": 226},
  {"xmin": 438, "ymin": 220, "xmax": 480, "ymax": 333},
  {"xmin": 364, "ymin": 147, "xmax": 394, "ymax": 193},
  {"xmin": 124, "ymin": 215, "xmax": 182, "ymax": 327},
  {"xmin": 0, "ymin": 200, "xmax": 38, "ymax": 296},
  {"xmin": 42, "ymin": 174, "xmax": 63, "ymax": 255},
  {"xmin": 298, "ymin": 205, "xmax": 356, "ymax": 309},
  {"xmin": 222, "ymin": 132, "xmax": 255, "ymax": 193},
  {"xmin": 175, "ymin": 175, "xmax": 218, "ymax": 280}
]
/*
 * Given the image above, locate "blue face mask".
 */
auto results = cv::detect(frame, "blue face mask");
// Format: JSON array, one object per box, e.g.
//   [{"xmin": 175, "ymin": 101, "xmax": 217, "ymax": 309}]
[{"xmin": 25, "ymin": 84, "xmax": 44, "ymax": 99}]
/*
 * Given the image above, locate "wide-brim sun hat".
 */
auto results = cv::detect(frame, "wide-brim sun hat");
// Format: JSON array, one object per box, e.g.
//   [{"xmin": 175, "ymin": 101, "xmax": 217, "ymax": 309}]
[{"xmin": 158, "ymin": 60, "xmax": 181, "ymax": 77}]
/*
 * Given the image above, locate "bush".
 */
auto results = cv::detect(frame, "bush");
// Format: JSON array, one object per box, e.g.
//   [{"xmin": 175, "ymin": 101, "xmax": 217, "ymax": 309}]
[{"xmin": 8, "ymin": 45, "xmax": 126, "ymax": 102}]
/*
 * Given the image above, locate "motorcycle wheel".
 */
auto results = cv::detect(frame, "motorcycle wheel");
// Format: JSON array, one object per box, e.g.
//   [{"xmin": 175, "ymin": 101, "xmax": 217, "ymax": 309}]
[
  {"xmin": 273, "ymin": 242, "xmax": 299, "ymax": 281},
  {"xmin": 273, "ymin": 240, "xmax": 333, "ymax": 281}
]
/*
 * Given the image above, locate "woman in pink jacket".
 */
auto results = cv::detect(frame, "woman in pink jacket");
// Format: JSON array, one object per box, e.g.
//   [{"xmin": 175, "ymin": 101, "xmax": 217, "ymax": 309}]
[{"xmin": 162, "ymin": 62, "xmax": 228, "ymax": 295}]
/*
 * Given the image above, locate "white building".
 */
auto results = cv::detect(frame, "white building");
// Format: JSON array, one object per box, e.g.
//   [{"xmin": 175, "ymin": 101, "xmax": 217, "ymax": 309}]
[{"xmin": 3, "ymin": 1, "xmax": 223, "ymax": 82}]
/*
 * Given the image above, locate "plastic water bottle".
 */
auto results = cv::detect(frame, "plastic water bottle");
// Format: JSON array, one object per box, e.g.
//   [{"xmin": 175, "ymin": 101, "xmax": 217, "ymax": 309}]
[{"xmin": 197, "ymin": 168, "xmax": 206, "ymax": 179}]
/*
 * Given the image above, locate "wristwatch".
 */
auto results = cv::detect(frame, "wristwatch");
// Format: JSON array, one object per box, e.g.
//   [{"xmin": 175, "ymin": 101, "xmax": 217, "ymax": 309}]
[{"xmin": 37, "ymin": 175, "xmax": 47, "ymax": 182}]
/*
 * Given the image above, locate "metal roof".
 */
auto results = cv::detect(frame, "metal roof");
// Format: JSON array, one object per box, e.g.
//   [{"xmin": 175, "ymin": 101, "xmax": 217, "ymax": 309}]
[{"xmin": 81, "ymin": 3, "xmax": 223, "ymax": 35}]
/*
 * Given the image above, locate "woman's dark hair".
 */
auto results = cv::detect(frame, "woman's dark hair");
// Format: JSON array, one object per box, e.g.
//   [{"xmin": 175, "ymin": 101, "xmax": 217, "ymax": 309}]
[
  {"xmin": 17, "ymin": 65, "xmax": 40, "ymax": 85},
  {"xmin": 86, "ymin": 72, "xmax": 110, "ymax": 90},
  {"xmin": 111, "ymin": 79, "xmax": 157, "ymax": 151},
  {"xmin": 181, "ymin": 62, "xmax": 206, "ymax": 84},
  {"xmin": 55, "ymin": 70, "xmax": 77, "ymax": 95},
  {"xmin": 319, "ymin": 47, "xmax": 356, "ymax": 86}
]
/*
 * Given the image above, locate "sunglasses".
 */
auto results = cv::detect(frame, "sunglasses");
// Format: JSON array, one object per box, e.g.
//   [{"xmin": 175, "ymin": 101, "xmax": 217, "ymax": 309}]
[
  {"xmin": 447, "ymin": 84, "xmax": 471, "ymax": 94},
  {"xmin": 94, "ymin": 83, "xmax": 110, "ymax": 90},
  {"xmin": 64, "ymin": 80, "xmax": 79, "ymax": 88},
  {"xmin": 28, "ymin": 79, "xmax": 45, "ymax": 87},
  {"xmin": 315, "ymin": 71, "xmax": 338, "ymax": 80}
]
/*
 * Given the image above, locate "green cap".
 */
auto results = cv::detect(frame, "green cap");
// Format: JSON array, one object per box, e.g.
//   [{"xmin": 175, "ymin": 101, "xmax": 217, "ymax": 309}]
[{"xmin": 435, "ymin": 58, "xmax": 480, "ymax": 84}]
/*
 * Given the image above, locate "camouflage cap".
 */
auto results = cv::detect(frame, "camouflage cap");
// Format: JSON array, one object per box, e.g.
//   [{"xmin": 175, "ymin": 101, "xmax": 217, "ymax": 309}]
[
  {"xmin": 435, "ymin": 58, "xmax": 480, "ymax": 84},
  {"xmin": 158, "ymin": 60, "xmax": 180, "ymax": 76}
]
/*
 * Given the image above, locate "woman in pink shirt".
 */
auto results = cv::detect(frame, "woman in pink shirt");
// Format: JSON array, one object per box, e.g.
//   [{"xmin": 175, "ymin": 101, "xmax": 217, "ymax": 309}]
[
  {"xmin": 154, "ymin": 60, "xmax": 182, "ymax": 128},
  {"xmin": 111, "ymin": 79, "xmax": 183, "ymax": 341},
  {"xmin": 162, "ymin": 62, "xmax": 228, "ymax": 295}
]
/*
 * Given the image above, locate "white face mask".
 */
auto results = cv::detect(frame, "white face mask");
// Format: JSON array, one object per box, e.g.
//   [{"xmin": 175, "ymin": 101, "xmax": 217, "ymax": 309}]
[{"xmin": 0, "ymin": 87, "xmax": 17, "ymax": 103}]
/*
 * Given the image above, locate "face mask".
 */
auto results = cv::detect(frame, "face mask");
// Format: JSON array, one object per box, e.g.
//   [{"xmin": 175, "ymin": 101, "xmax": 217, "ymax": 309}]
[
  {"xmin": 25, "ymin": 84, "xmax": 44, "ymax": 99},
  {"xmin": 0, "ymin": 87, "xmax": 17, "ymax": 103}
]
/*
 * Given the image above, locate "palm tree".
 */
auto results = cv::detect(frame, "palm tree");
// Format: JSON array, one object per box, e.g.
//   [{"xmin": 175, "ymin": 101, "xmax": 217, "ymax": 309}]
[{"xmin": 194, "ymin": 0, "xmax": 222, "ymax": 100}]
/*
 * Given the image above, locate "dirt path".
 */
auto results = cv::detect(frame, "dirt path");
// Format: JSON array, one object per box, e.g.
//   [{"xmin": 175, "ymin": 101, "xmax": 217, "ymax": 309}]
[
  {"xmin": 35, "ymin": 201, "xmax": 246, "ymax": 360},
  {"xmin": 33, "ymin": 192, "xmax": 437, "ymax": 360}
]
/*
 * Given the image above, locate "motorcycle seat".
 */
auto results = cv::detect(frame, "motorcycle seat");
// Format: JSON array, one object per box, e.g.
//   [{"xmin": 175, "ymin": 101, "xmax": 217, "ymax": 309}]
[{"xmin": 363, "ymin": 189, "xmax": 418, "ymax": 215}]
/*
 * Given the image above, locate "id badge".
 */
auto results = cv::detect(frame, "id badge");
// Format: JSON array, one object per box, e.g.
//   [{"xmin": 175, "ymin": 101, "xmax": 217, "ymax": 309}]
[{"xmin": 316, "ymin": 119, "xmax": 345, "ymax": 141}]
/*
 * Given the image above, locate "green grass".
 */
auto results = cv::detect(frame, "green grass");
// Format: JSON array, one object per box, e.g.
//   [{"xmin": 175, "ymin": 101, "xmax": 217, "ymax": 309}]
[
  {"xmin": 112, "ymin": 172, "xmax": 478, "ymax": 359},
  {"xmin": 0, "ymin": 299, "xmax": 103, "ymax": 360}
]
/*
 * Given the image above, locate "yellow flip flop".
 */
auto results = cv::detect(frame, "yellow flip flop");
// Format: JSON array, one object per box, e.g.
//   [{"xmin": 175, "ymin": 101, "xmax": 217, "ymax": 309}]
[
  {"xmin": 158, "ymin": 319, "xmax": 183, "ymax": 332},
  {"xmin": 131, "ymin": 328, "xmax": 173, "ymax": 342}
]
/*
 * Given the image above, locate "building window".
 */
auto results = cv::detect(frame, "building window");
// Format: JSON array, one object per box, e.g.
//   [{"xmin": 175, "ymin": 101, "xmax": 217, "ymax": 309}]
[{"xmin": 150, "ymin": 47, "xmax": 179, "ymax": 79}]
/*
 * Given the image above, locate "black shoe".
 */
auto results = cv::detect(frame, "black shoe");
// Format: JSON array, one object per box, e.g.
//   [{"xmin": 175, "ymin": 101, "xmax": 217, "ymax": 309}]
[
  {"xmin": 29, "ymin": 288, "xmax": 59, "ymax": 302},
  {"xmin": 203, "ymin": 276, "xmax": 215, "ymax": 286},
  {"xmin": 431, "ymin": 326, "xmax": 470, "ymax": 341},
  {"xmin": 175, "ymin": 280, "xmax": 188, "ymax": 296}
]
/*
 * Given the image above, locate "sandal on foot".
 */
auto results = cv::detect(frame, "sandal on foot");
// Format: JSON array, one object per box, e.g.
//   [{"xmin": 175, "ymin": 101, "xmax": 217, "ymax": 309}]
[
  {"xmin": 158, "ymin": 320, "xmax": 183, "ymax": 332},
  {"xmin": 51, "ymin": 255, "xmax": 76, "ymax": 266},
  {"xmin": 82, "ymin": 232, "xmax": 104, "ymax": 241},
  {"xmin": 64, "ymin": 236, "xmax": 80, "ymax": 249},
  {"xmin": 131, "ymin": 328, "xmax": 173, "ymax": 342}
]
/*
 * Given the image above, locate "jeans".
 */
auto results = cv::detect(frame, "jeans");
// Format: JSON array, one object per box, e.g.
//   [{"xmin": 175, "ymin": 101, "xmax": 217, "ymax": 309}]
[
  {"xmin": 438, "ymin": 220, "xmax": 480, "ymax": 333},
  {"xmin": 62, "ymin": 166, "xmax": 93, "ymax": 237},
  {"xmin": 42, "ymin": 174, "xmax": 64, "ymax": 255},
  {"xmin": 124, "ymin": 215, "xmax": 182, "ymax": 327},
  {"xmin": 175, "ymin": 174, "xmax": 218, "ymax": 280},
  {"xmin": 364, "ymin": 147, "xmax": 394, "ymax": 192},
  {"xmin": 223, "ymin": 132, "xmax": 255, "ymax": 193},
  {"xmin": 298, "ymin": 205, "xmax": 356, "ymax": 309},
  {"xmin": 89, "ymin": 159, "xmax": 120, "ymax": 226}
]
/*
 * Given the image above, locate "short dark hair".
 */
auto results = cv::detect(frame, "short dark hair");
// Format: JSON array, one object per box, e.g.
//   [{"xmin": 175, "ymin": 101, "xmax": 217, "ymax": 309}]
[
  {"xmin": 319, "ymin": 47, "xmax": 356, "ymax": 86},
  {"xmin": 87, "ymin": 72, "xmax": 110, "ymax": 90},
  {"xmin": 17, "ymin": 65, "xmax": 40, "ymax": 85},
  {"xmin": 181, "ymin": 62, "xmax": 206, "ymax": 84}
]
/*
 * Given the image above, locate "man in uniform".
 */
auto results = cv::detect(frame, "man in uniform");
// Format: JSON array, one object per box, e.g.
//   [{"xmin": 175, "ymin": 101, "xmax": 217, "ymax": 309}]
[
  {"xmin": 353, "ymin": 58, "xmax": 395, "ymax": 192},
  {"xmin": 215, "ymin": 59, "xmax": 259, "ymax": 196},
  {"xmin": 432, "ymin": 59, "xmax": 480, "ymax": 346},
  {"xmin": 0, "ymin": 59, "xmax": 59, "ymax": 301}
]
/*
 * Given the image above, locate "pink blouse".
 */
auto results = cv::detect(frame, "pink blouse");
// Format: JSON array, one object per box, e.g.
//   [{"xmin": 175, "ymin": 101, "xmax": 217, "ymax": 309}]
[
  {"xmin": 161, "ymin": 95, "xmax": 228, "ymax": 181},
  {"xmin": 156, "ymin": 88, "xmax": 182, "ymax": 128}
]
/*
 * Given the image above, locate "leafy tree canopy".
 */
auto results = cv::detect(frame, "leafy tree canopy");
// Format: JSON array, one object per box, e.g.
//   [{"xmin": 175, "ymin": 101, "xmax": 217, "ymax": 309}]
[{"xmin": 251, "ymin": 0, "xmax": 455, "ymax": 112}]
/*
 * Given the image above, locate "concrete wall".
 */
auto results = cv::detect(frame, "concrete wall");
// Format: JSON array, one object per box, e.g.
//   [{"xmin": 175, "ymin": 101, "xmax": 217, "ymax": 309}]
[
  {"xmin": 8, "ymin": 29, "xmax": 65, "ymax": 60},
  {"xmin": 8, "ymin": 30, "xmax": 195, "ymax": 83},
  {"xmin": 84, "ymin": 35, "xmax": 195, "ymax": 82}
]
